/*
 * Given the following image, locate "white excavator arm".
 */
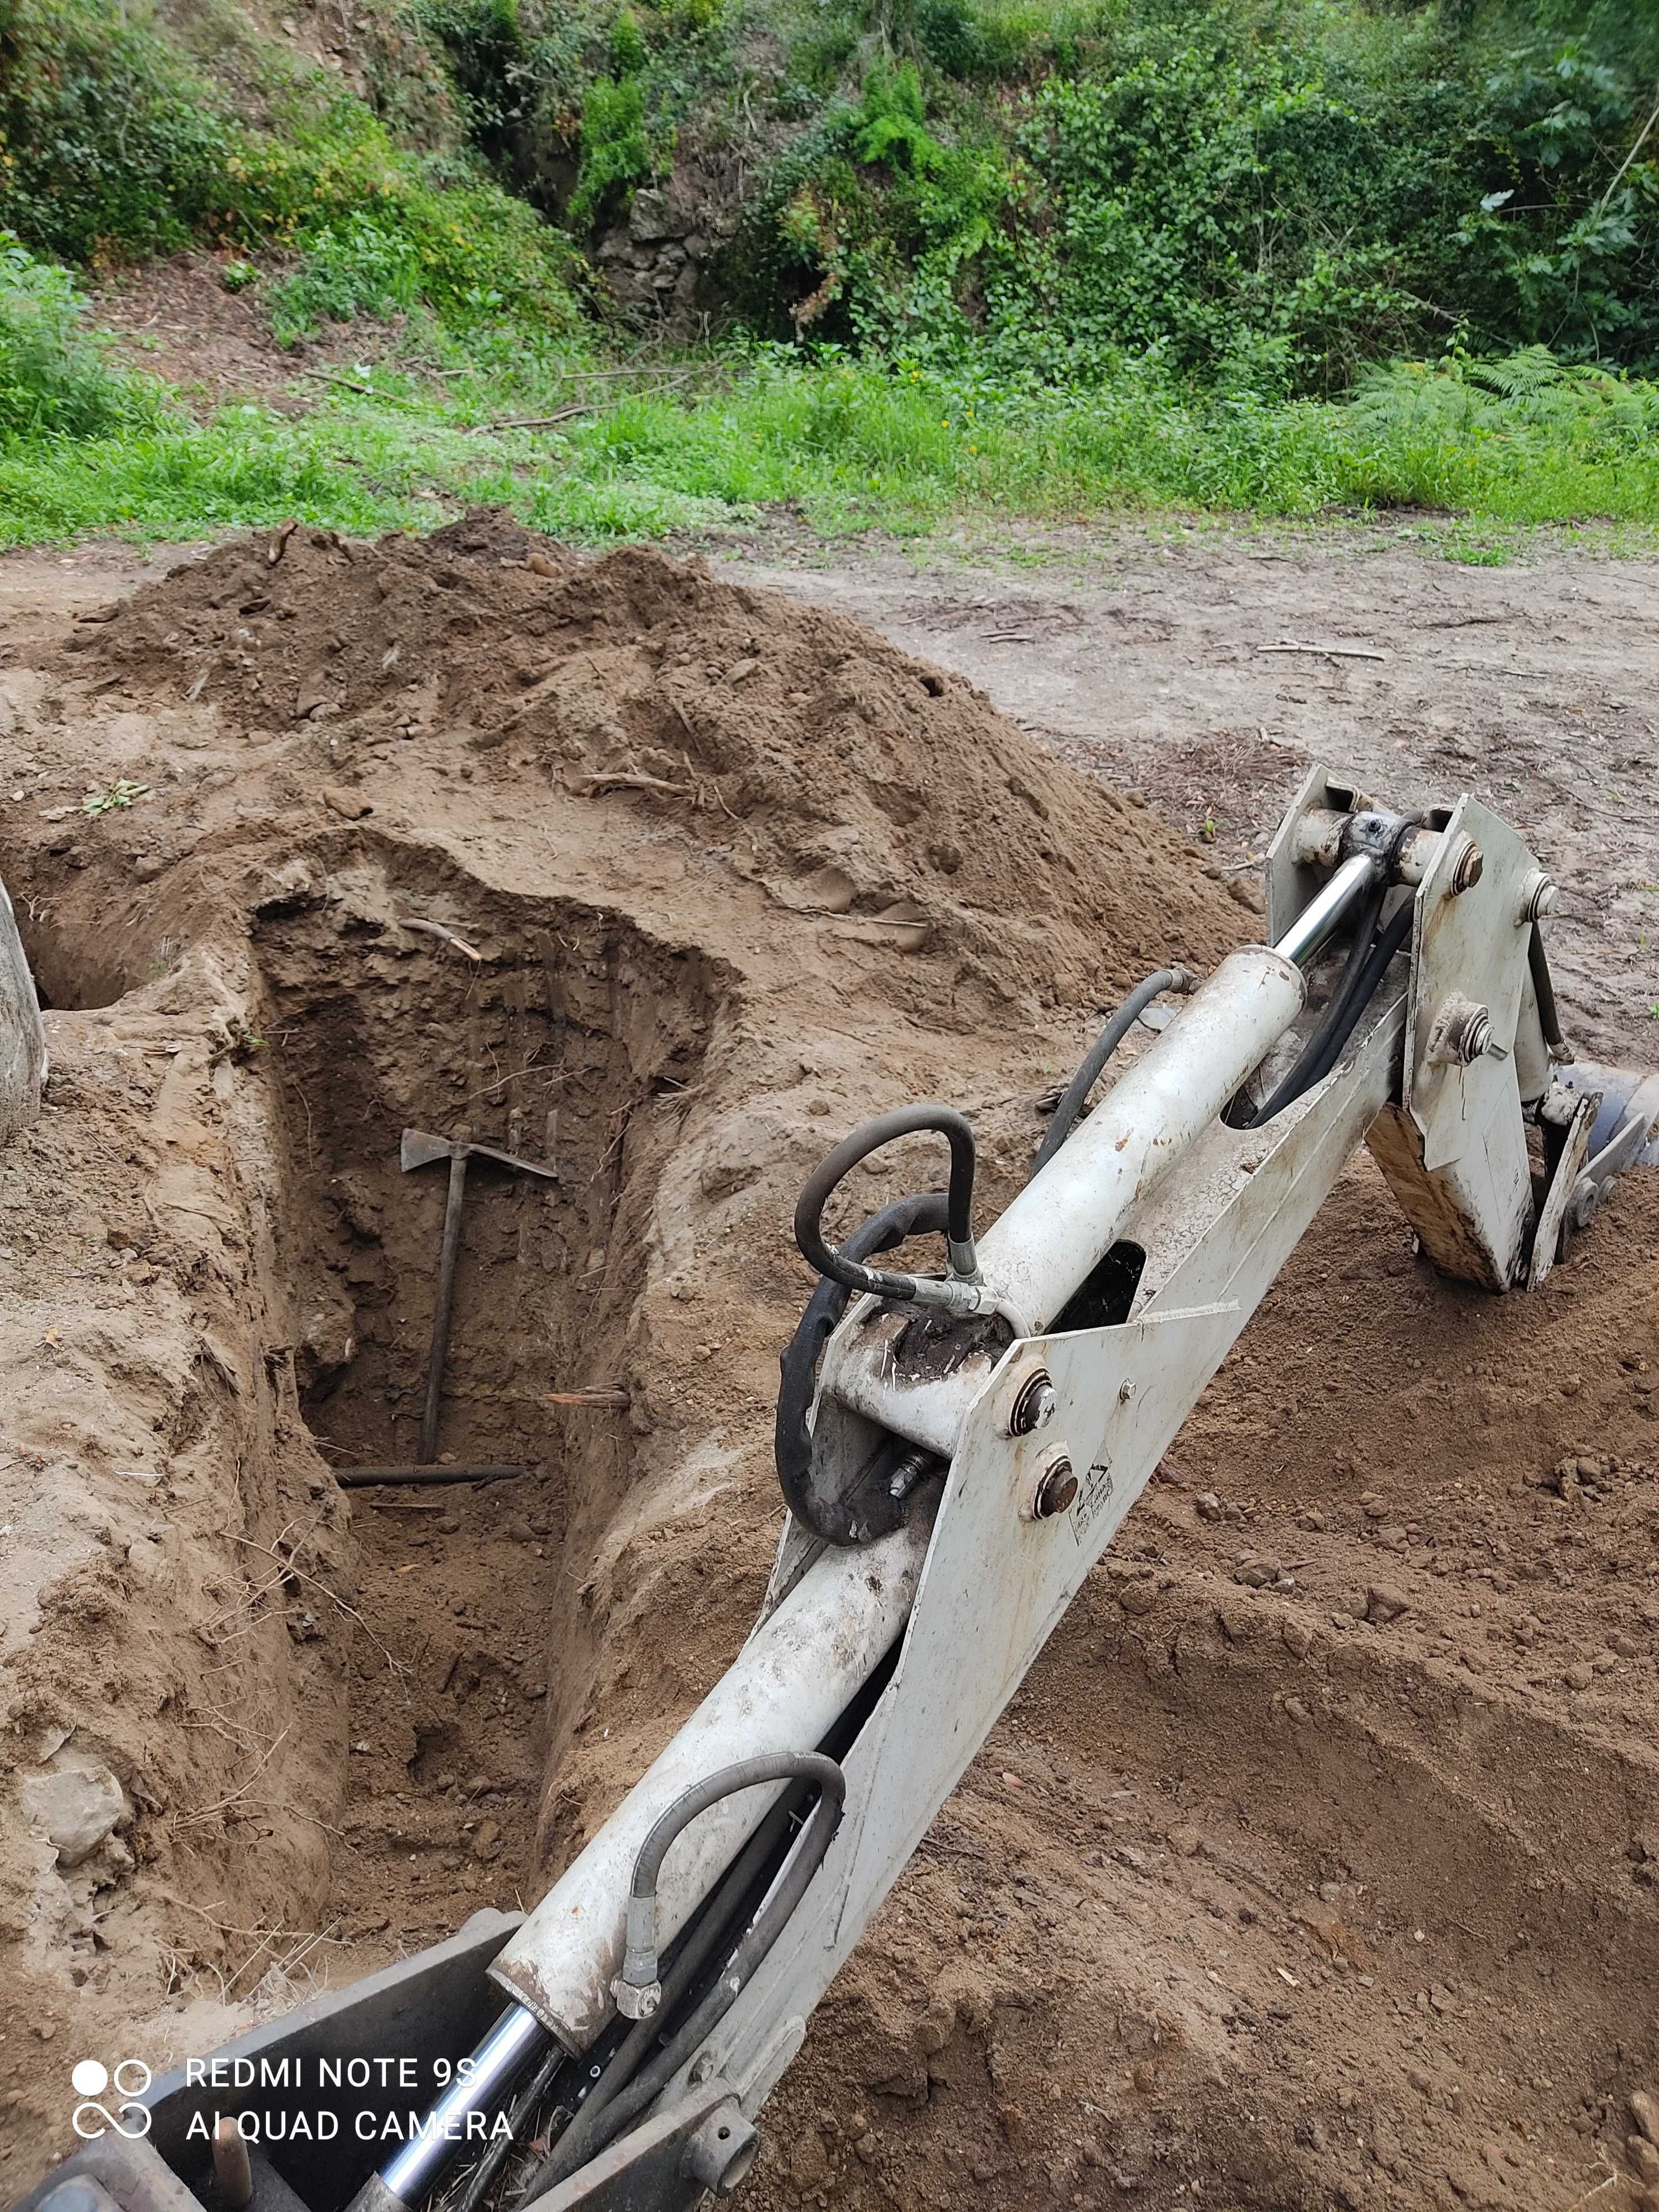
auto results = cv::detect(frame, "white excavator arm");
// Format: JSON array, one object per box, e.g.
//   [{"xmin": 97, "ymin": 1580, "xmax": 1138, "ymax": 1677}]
[{"xmin": 27, "ymin": 771, "xmax": 1659, "ymax": 2212}]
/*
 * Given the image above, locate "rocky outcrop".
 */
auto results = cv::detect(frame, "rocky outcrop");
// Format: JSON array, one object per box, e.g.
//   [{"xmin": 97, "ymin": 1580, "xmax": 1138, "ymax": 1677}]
[{"xmin": 595, "ymin": 181, "xmax": 728, "ymax": 332}]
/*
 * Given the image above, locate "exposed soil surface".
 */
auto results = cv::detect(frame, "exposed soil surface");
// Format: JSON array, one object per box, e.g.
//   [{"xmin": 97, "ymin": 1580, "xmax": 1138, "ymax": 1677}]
[
  {"xmin": 91, "ymin": 253, "xmax": 457, "ymax": 416},
  {"xmin": 1, "ymin": 518, "xmax": 1657, "ymax": 2212},
  {"xmin": 713, "ymin": 524, "xmax": 1659, "ymax": 1068}
]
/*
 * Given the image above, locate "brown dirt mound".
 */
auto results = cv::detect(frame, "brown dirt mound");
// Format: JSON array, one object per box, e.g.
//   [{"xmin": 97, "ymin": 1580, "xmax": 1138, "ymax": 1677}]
[
  {"xmin": 3, "ymin": 514, "xmax": 1657, "ymax": 2212},
  {"xmin": 68, "ymin": 513, "xmax": 1230, "ymax": 1014}
]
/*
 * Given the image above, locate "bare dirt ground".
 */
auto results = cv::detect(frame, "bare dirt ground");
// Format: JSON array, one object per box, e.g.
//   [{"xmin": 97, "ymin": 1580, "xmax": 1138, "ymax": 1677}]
[
  {"xmin": 709, "ymin": 522, "xmax": 1659, "ymax": 1067},
  {"xmin": 2, "ymin": 518, "xmax": 1658, "ymax": 2212}
]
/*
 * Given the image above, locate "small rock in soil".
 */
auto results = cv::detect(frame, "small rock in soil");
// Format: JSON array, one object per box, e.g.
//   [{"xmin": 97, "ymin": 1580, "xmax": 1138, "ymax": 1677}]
[
  {"xmin": 790, "ymin": 2130, "xmax": 831, "ymax": 2192},
  {"xmin": 1366, "ymin": 1585, "xmax": 1410, "ymax": 1625},
  {"xmin": 24, "ymin": 1766, "xmax": 126, "ymax": 1867}
]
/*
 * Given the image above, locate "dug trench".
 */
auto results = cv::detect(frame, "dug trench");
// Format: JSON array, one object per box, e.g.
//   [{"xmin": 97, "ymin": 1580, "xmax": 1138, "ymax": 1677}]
[{"xmin": 1, "ymin": 517, "xmax": 1658, "ymax": 2212}]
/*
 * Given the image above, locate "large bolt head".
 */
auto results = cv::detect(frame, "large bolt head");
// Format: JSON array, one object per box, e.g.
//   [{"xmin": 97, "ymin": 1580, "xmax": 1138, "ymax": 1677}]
[
  {"xmin": 1520, "ymin": 869, "xmax": 1559, "ymax": 923},
  {"xmin": 1032, "ymin": 1453, "xmax": 1078, "ymax": 1519},
  {"xmin": 682, "ymin": 2103, "xmax": 760, "ymax": 2196},
  {"xmin": 1447, "ymin": 837, "xmax": 1485, "ymax": 895},
  {"xmin": 1565, "ymin": 1177, "xmax": 1601, "ymax": 1234},
  {"xmin": 1009, "ymin": 1370, "xmax": 1056, "ymax": 1436}
]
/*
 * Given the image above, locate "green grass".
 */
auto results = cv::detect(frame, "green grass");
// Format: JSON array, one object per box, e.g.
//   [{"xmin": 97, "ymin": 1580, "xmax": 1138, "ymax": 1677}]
[{"xmin": 4, "ymin": 336, "xmax": 1659, "ymax": 553}]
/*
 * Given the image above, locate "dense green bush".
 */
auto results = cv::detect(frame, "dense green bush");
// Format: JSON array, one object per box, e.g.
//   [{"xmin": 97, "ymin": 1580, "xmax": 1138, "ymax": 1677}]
[
  {"xmin": 0, "ymin": 229, "xmax": 162, "ymax": 436},
  {"xmin": 0, "ymin": 0, "xmax": 235, "ymax": 261},
  {"xmin": 0, "ymin": 0, "xmax": 580, "ymax": 340},
  {"xmin": 724, "ymin": 0, "xmax": 1659, "ymax": 386}
]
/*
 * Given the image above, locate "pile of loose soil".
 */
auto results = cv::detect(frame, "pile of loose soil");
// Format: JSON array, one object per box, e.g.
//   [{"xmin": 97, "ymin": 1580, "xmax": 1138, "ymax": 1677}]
[
  {"xmin": 69, "ymin": 511, "xmax": 1233, "ymax": 1016},
  {"xmin": 2, "ymin": 514, "xmax": 1657, "ymax": 2212}
]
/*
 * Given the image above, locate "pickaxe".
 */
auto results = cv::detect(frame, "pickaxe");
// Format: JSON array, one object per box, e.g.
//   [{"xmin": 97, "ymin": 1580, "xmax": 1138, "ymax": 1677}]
[{"xmin": 401, "ymin": 1128, "xmax": 557, "ymax": 1465}]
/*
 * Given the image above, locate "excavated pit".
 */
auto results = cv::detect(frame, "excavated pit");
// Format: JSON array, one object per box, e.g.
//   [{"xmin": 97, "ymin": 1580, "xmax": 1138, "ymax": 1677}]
[
  {"xmin": 251, "ymin": 852, "xmax": 717, "ymax": 1490},
  {"xmin": 4, "ymin": 520, "xmax": 1659, "ymax": 2212}
]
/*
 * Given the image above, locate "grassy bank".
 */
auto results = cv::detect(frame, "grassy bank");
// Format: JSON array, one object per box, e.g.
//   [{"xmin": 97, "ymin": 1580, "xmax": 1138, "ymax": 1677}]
[
  {"xmin": 1, "ymin": 0, "xmax": 1657, "ymax": 554},
  {"xmin": 4, "ymin": 317, "xmax": 1659, "ymax": 551}
]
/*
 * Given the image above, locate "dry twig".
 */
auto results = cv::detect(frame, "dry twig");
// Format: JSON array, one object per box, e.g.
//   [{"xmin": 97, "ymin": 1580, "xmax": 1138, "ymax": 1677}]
[{"xmin": 399, "ymin": 915, "xmax": 484, "ymax": 962}]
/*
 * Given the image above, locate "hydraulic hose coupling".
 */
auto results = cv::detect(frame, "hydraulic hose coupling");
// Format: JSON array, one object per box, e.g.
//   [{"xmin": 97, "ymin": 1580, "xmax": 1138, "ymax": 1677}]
[
  {"xmin": 794, "ymin": 1105, "xmax": 1034, "ymax": 1337},
  {"xmin": 611, "ymin": 1752, "xmax": 848, "ymax": 2028},
  {"xmin": 614, "ymin": 1892, "xmax": 664, "ymax": 2020}
]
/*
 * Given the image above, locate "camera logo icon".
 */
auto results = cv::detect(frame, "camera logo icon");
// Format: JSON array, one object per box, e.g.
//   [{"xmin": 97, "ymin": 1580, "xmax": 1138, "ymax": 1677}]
[{"xmin": 71, "ymin": 2059, "xmax": 153, "ymax": 2140}]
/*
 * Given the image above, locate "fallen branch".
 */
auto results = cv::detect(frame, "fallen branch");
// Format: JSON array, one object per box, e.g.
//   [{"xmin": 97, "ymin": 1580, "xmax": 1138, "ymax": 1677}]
[
  {"xmin": 1254, "ymin": 640, "xmax": 1386, "ymax": 662},
  {"xmin": 336, "ymin": 1464, "xmax": 526, "ymax": 1487},
  {"xmin": 474, "ymin": 403, "xmax": 599, "ymax": 432},
  {"xmin": 576, "ymin": 769, "xmax": 698, "ymax": 800},
  {"xmin": 399, "ymin": 915, "xmax": 483, "ymax": 962},
  {"xmin": 477, "ymin": 375, "xmax": 695, "ymax": 433},
  {"xmin": 293, "ymin": 365, "xmax": 411, "ymax": 405}
]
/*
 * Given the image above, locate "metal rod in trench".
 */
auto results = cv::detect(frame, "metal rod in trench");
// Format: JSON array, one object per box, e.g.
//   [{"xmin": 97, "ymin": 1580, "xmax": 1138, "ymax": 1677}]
[{"xmin": 418, "ymin": 1147, "xmax": 471, "ymax": 1467}]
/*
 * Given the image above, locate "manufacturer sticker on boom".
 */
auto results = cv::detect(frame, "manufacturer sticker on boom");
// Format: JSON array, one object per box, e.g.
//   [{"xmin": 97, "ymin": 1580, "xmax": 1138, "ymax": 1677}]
[{"xmin": 1072, "ymin": 1455, "xmax": 1115, "ymax": 1543}]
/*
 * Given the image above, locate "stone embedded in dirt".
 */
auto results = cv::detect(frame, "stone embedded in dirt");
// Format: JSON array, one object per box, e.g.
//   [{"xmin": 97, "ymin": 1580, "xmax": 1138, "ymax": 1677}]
[
  {"xmin": 916, "ymin": 1994, "xmax": 956, "ymax": 2055},
  {"xmin": 24, "ymin": 1765, "xmax": 127, "ymax": 1867},
  {"xmin": 1365, "ymin": 1585, "xmax": 1410, "ymax": 1625},
  {"xmin": 1168, "ymin": 1823, "xmax": 1202, "ymax": 1858},
  {"xmin": 789, "ymin": 2128, "xmax": 831, "ymax": 2192},
  {"xmin": 1631, "ymin": 2090, "xmax": 1659, "ymax": 2147},
  {"xmin": 1564, "ymin": 1661, "xmax": 1595, "ymax": 1691},
  {"xmin": 1631, "ymin": 2136, "xmax": 1659, "ymax": 2182},
  {"xmin": 322, "ymin": 785, "xmax": 371, "ymax": 820},
  {"xmin": 1196, "ymin": 1491, "xmax": 1224, "ymax": 1521}
]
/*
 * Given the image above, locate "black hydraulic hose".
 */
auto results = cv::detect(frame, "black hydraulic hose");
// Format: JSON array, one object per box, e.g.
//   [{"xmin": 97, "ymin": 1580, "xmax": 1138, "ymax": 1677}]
[
  {"xmin": 520, "ymin": 1760, "xmax": 846, "ymax": 2195},
  {"xmin": 1031, "ymin": 967, "xmax": 1194, "ymax": 1176},
  {"xmin": 1528, "ymin": 922, "xmax": 1568, "ymax": 1058},
  {"xmin": 1244, "ymin": 896, "xmax": 1413, "ymax": 1128},
  {"xmin": 452, "ymin": 2038, "xmax": 567, "ymax": 2212},
  {"xmin": 794, "ymin": 1105, "xmax": 977, "ymax": 1303},
  {"xmin": 1237, "ymin": 871, "xmax": 1390, "ymax": 1130},
  {"xmin": 520, "ymin": 1782, "xmax": 811, "ymax": 2199},
  {"xmin": 622, "ymin": 1754, "xmax": 846, "ymax": 1994},
  {"xmin": 775, "ymin": 1193, "xmax": 950, "ymax": 1545}
]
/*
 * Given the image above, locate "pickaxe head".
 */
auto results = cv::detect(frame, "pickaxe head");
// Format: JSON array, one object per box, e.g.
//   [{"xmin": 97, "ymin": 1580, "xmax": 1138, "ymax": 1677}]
[{"xmin": 400, "ymin": 1128, "xmax": 557, "ymax": 1181}]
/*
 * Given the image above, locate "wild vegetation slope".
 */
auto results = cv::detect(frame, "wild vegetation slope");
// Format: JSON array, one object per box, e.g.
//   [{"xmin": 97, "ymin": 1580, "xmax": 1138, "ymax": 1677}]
[{"xmin": 1, "ymin": 0, "xmax": 1657, "ymax": 543}]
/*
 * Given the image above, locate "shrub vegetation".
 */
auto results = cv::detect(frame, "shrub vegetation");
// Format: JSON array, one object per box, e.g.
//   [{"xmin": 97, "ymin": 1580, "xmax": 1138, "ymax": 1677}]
[{"xmin": 1, "ymin": 0, "xmax": 1658, "ymax": 547}]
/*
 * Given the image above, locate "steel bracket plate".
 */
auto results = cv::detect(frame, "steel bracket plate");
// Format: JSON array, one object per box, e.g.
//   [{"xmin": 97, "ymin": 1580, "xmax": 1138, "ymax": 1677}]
[
  {"xmin": 1264, "ymin": 761, "xmax": 1369, "ymax": 947},
  {"xmin": 1367, "ymin": 793, "xmax": 1539, "ymax": 1290},
  {"xmin": 519, "ymin": 2084, "xmax": 744, "ymax": 2212},
  {"xmin": 1528, "ymin": 1086, "xmax": 1598, "ymax": 1289}
]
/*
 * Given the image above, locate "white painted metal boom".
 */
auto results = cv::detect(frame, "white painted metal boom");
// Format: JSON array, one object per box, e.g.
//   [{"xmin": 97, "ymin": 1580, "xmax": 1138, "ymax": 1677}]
[{"xmin": 351, "ymin": 772, "xmax": 1640, "ymax": 2212}]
